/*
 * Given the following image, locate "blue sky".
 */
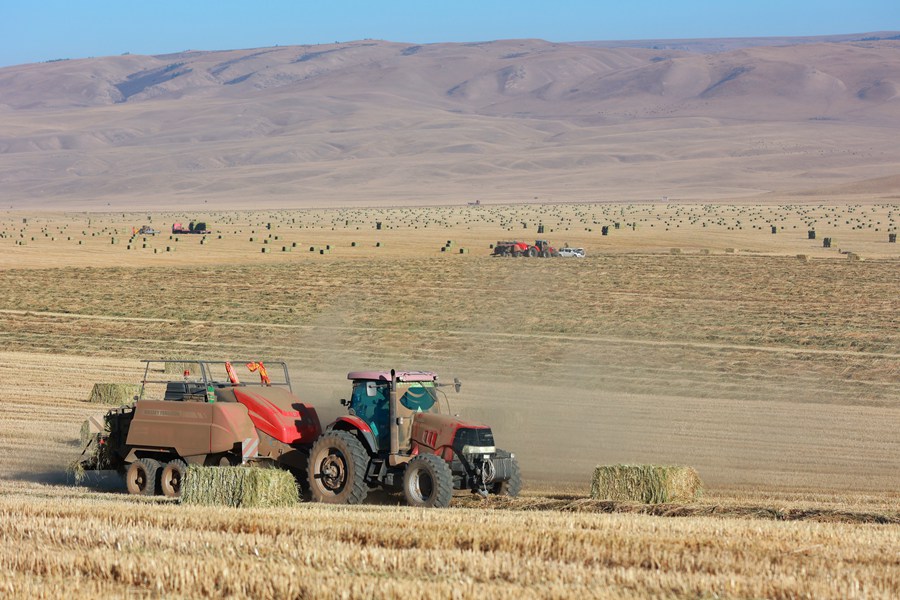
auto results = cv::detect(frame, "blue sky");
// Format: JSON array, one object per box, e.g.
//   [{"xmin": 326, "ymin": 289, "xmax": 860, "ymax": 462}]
[{"xmin": 1, "ymin": 0, "xmax": 897, "ymax": 67}]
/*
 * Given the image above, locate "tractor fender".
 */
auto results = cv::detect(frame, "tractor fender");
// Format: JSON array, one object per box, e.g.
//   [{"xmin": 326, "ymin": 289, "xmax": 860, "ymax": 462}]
[{"xmin": 327, "ymin": 416, "xmax": 377, "ymax": 455}]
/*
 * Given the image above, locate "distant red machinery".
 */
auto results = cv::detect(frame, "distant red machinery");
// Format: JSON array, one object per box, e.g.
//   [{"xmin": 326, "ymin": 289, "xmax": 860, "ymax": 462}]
[
  {"xmin": 172, "ymin": 221, "xmax": 210, "ymax": 234},
  {"xmin": 492, "ymin": 239, "xmax": 560, "ymax": 257}
]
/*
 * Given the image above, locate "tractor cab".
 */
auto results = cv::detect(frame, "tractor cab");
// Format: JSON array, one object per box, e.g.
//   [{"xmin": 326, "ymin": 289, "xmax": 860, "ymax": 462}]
[{"xmin": 344, "ymin": 371, "xmax": 442, "ymax": 452}]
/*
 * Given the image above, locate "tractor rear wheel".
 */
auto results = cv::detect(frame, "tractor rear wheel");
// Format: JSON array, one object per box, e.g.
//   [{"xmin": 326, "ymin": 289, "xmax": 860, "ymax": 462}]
[
  {"xmin": 491, "ymin": 455, "xmax": 522, "ymax": 497},
  {"xmin": 526, "ymin": 247, "xmax": 537, "ymax": 257},
  {"xmin": 403, "ymin": 454, "xmax": 453, "ymax": 508},
  {"xmin": 160, "ymin": 459, "xmax": 187, "ymax": 498},
  {"xmin": 126, "ymin": 458, "xmax": 161, "ymax": 496},
  {"xmin": 308, "ymin": 431, "xmax": 369, "ymax": 505}
]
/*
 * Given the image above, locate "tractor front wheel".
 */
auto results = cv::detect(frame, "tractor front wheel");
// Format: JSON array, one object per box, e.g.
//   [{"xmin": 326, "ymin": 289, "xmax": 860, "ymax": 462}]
[
  {"xmin": 160, "ymin": 459, "xmax": 187, "ymax": 498},
  {"xmin": 308, "ymin": 431, "xmax": 369, "ymax": 505},
  {"xmin": 126, "ymin": 458, "xmax": 161, "ymax": 496},
  {"xmin": 492, "ymin": 455, "xmax": 522, "ymax": 497},
  {"xmin": 403, "ymin": 454, "xmax": 453, "ymax": 508}
]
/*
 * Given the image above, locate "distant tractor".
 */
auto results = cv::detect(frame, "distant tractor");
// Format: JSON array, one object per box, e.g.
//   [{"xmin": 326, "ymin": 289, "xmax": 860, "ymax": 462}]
[
  {"xmin": 308, "ymin": 370, "xmax": 521, "ymax": 508},
  {"xmin": 77, "ymin": 360, "xmax": 321, "ymax": 498},
  {"xmin": 492, "ymin": 239, "xmax": 560, "ymax": 257}
]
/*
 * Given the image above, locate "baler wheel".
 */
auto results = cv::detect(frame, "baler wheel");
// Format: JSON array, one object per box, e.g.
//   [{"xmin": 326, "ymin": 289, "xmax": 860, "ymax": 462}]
[
  {"xmin": 541, "ymin": 250, "xmax": 550, "ymax": 258},
  {"xmin": 491, "ymin": 454, "xmax": 522, "ymax": 498},
  {"xmin": 126, "ymin": 458, "xmax": 161, "ymax": 496},
  {"xmin": 160, "ymin": 459, "xmax": 187, "ymax": 498},
  {"xmin": 403, "ymin": 454, "xmax": 453, "ymax": 508},
  {"xmin": 308, "ymin": 431, "xmax": 369, "ymax": 505}
]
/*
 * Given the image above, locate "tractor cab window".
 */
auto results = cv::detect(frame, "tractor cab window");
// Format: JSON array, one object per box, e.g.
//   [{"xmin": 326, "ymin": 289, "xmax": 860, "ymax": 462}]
[
  {"xmin": 350, "ymin": 381, "xmax": 390, "ymax": 450},
  {"xmin": 399, "ymin": 382, "xmax": 439, "ymax": 414}
]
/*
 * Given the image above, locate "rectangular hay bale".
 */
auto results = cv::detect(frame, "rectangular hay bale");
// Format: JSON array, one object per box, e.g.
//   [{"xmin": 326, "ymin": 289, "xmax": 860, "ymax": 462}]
[
  {"xmin": 181, "ymin": 466, "xmax": 299, "ymax": 508},
  {"xmin": 591, "ymin": 464, "xmax": 703, "ymax": 504},
  {"xmin": 88, "ymin": 383, "xmax": 141, "ymax": 405}
]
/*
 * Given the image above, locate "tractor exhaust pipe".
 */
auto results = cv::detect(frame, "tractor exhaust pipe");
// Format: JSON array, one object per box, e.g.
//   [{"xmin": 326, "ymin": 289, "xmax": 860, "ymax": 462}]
[{"xmin": 389, "ymin": 369, "xmax": 400, "ymax": 466}]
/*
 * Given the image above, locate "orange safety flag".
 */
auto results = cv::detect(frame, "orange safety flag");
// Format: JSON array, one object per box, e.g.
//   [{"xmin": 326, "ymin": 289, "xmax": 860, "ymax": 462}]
[
  {"xmin": 132, "ymin": 227, "xmax": 136, "ymax": 235},
  {"xmin": 224, "ymin": 361, "xmax": 241, "ymax": 385},
  {"xmin": 247, "ymin": 361, "xmax": 271, "ymax": 386}
]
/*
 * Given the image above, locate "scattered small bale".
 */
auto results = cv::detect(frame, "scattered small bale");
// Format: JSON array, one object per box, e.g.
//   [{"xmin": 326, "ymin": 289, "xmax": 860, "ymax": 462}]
[
  {"xmin": 699, "ymin": 249, "xmax": 710, "ymax": 255},
  {"xmin": 796, "ymin": 254, "xmax": 809, "ymax": 262},
  {"xmin": 847, "ymin": 252, "xmax": 860, "ymax": 261},
  {"xmin": 351, "ymin": 241, "xmax": 357, "ymax": 247},
  {"xmin": 261, "ymin": 247, "xmax": 269, "ymax": 253},
  {"xmin": 459, "ymin": 248, "xmax": 468, "ymax": 254},
  {"xmin": 725, "ymin": 248, "xmax": 735, "ymax": 253},
  {"xmin": 375, "ymin": 242, "xmax": 382, "ymax": 247},
  {"xmin": 670, "ymin": 248, "xmax": 682, "ymax": 255},
  {"xmin": 87, "ymin": 383, "xmax": 140, "ymax": 405},
  {"xmin": 181, "ymin": 466, "xmax": 299, "ymax": 508},
  {"xmin": 591, "ymin": 464, "xmax": 703, "ymax": 504}
]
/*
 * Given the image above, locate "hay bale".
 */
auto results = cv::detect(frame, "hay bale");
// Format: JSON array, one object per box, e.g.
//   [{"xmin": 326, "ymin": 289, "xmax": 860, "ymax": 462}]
[
  {"xmin": 87, "ymin": 383, "xmax": 140, "ymax": 405},
  {"xmin": 181, "ymin": 466, "xmax": 299, "ymax": 508},
  {"xmin": 590, "ymin": 464, "xmax": 703, "ymax": 504}
]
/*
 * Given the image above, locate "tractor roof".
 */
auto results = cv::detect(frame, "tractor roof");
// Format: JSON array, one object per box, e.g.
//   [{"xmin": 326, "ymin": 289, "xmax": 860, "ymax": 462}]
[{"xmin": 347, "ymin": 371, "xmax": 437, "ymax": 383}]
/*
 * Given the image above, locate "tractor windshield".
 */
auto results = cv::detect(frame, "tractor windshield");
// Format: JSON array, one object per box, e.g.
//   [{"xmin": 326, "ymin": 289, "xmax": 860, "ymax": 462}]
[{"xmin": 399, "ymin": 382, "xmax": 440, "ymax": 414}]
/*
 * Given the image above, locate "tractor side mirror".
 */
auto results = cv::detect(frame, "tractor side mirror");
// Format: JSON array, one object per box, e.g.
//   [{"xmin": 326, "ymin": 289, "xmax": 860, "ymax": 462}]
[{"xmin": 454, "ymin": 377, "xmax": 462, "ymax": 393}]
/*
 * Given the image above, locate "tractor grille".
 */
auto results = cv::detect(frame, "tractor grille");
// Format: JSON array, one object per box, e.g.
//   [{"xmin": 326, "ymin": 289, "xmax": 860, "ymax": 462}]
[{"xmin": 452, "ymin": 427, "xmax": 495, "ymax": 454}]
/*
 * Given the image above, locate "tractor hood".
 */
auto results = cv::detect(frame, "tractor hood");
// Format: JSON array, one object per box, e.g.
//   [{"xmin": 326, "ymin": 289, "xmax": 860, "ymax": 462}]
[{"xmin": 411, "ymin": 412, "xmax": 492, "ymax": 453}]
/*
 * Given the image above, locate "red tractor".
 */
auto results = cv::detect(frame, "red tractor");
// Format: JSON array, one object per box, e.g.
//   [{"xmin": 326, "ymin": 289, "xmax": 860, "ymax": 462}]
[
  {"xmin": 307, "ymin": 370, "xmax": 521, "ymax": 507},
  {"xmin": 492, "ymin": 239, "xmax": 559, "ymax": 257}
]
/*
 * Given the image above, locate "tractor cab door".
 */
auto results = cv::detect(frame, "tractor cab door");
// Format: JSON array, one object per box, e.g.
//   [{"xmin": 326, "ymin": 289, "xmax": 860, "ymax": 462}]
[
  {"xmin": 395, "ymin": 382, "xmax": 439, "ymax": 453},
  {"xmin": 350, "ymin": 381, "xmax": 390, "ymax": 451}
]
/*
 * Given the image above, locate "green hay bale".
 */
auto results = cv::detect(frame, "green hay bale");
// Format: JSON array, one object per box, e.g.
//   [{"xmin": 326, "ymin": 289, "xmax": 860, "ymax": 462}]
[
  {"xmin": 181, "ymin": 466, "xmax": 299, "ymax": 508},
  {"xmin": 590, "ymin": 464, "xmax": 703, "ymax": 504},
  {"xmin": 87, "ymin": 383, "xmax": 140, "ymax": 405}
]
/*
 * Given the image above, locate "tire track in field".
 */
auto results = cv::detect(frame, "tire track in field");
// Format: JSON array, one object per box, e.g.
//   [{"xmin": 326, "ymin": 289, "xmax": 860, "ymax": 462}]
[{"xmin": 2, "ymin": 308, "xmax": 898, "ymax": 359}]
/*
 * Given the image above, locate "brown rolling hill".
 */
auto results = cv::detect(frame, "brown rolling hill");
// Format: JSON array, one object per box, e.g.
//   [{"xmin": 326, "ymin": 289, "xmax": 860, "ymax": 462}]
[{"xmin": 0, "ymin": 37, "xmax": 898, "ymax": 209}]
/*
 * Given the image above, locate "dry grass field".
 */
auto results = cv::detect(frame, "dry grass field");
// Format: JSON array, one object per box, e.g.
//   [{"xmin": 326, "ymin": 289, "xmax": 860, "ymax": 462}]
[{"xmin": 0, "ymin": 202, "xmax": 897, "ymax": 598}]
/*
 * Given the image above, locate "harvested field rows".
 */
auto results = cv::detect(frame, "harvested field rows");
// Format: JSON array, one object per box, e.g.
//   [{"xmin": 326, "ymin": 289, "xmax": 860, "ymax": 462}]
[{"xmin": 0, "ymin": 485, "xmax": 898, "ymax": 599}]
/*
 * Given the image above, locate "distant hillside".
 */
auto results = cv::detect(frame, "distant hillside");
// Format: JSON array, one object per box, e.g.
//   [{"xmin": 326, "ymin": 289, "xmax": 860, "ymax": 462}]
[
  {"xmin": 0, "ymin": 37, "xmax": 898, "ymax": 209},
  {"xmin": 574, "ymin": 31, "xmax": 900, "ymax": 53}
]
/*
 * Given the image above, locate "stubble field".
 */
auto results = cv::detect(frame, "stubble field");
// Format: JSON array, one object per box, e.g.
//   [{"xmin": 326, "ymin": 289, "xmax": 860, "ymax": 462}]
[{"xmin": 0, "ymin": 201, "xmax": 897, "ymax": 598}]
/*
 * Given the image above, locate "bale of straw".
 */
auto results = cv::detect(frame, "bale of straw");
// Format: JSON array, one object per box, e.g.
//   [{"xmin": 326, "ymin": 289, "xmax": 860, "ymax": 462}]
[
  {"xmin": 590, "ymin": 464, "xmax": 703, "ymax": 504},
  {"xmin": 87, "ymin": 383, "xmax": 140, "ymax": 405},
  {"xmin": 181, "ymin": 466, "xmax": 299, "ymax": 508}
]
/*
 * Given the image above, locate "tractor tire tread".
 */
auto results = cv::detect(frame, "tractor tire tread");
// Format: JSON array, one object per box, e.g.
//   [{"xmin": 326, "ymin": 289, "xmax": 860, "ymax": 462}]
[
  {"xmin": 308, "ymin": 430, "xmax": 369, "ymax": 505},
  {"xmin": 403, "ymin": 453, "xmax": 453, "ymax": 508}
]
